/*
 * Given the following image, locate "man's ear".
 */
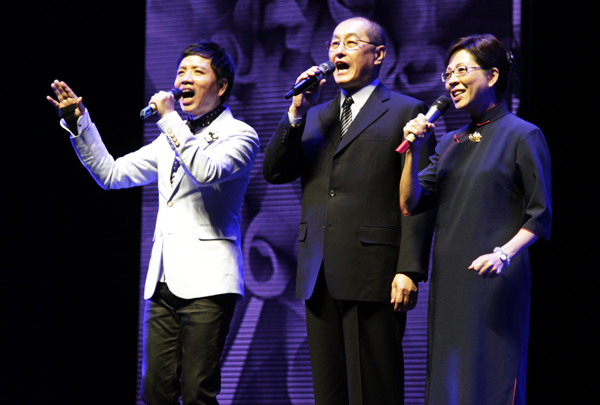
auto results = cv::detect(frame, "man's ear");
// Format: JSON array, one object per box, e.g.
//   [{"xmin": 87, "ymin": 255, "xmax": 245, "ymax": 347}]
[
  {"xmin": 374, "ymin": 45, "xmax": 386, "ymax": 66},
  {"xmin": 218, "ymin": 78, "xmax": 228, "ymax": 97}
]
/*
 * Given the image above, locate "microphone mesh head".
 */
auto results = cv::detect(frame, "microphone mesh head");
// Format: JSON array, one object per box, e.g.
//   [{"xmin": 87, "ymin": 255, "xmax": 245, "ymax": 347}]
[
  {"xmin": 433, "ymin": 95, "xmax": 452, "ymax": 113},
  {"xmin": 171, "ymin": 88, "xmax": 183, "ymax": 99},
  {"xmin": 319, "ymin": 61, "xmax": 335, "ymax": 74}
]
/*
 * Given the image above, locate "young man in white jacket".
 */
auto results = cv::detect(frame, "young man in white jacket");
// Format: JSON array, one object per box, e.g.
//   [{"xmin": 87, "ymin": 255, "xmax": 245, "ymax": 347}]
[{"xmin": 47, "ymin": 40, "xmax": 259, "ymax": 405}]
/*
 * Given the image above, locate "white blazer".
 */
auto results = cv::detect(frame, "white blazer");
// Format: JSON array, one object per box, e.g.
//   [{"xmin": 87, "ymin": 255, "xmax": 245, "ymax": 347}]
[{"xmin": 69, "ymin": 107, "xmax": 259, "ymax": 300}]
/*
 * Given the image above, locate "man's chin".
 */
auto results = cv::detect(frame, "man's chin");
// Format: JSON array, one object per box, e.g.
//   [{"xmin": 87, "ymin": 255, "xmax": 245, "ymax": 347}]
[
  {"xmin": 334, "ymin": 73, "xmax": 346, "ymax": 84},
  {"xmin": 181, "ymin": 104, "xmax": 197, "ymax": 115},
  {"xmin": 336, "ymin": 80, "xmax": 359, "ymax": 93}
]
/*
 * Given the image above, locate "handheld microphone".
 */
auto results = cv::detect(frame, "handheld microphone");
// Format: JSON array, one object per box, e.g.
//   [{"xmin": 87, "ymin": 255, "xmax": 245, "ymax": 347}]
[
  {"xmin": 140, "ymin": 88, "xmax": 183, "ymax": 119},
  {"xmin": 284, "ymin": 61, "xmax": 335, "ymax": 99},
  {"xmin": 396, "ymin": 95, "xmax": 452, "ymax": 153}
]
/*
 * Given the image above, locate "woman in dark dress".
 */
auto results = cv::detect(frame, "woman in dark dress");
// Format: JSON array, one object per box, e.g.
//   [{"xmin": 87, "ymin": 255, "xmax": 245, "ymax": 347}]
[{"xmin": 399, "ymin": 34, "xmax": 552, "ymax": 405}]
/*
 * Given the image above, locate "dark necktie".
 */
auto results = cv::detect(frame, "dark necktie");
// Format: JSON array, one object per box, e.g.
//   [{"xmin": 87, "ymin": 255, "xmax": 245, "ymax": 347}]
[{"xmin": 340, "ymin": 96, "xmax": 354, "ymax": 137}]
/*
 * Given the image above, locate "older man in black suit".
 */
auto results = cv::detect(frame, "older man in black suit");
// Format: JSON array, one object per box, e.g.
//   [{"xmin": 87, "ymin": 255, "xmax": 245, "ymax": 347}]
[{"xmin": 263, "ymin": 17, "xmax": 435, "ymax": 405}]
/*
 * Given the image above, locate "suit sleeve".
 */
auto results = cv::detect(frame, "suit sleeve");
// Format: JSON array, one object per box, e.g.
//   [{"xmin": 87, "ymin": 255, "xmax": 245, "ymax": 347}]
[
  {"xmin": 69, "ymin": 110, "xmax": 160, "ymax": 190},
  {"xmin": 262, "ymin": 111, "xmax": 306, "ymax": 184},
  {"xmin": 396, "ymin": 102, "xmax": 437, "ymax": 282},
  {"xmin": 158, "ymin": 111, "xmax": 259, "ymax": 187}
]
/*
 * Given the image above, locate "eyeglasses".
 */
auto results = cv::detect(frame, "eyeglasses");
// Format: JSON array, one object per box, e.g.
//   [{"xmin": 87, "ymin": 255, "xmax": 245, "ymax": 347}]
[
  {"xmin": 325, "ymin": 38, "xmax": 380, "ymax": 52},
  {"xmin": 441, "ymin": 66, "xmax": 483, "ymax": 82}
]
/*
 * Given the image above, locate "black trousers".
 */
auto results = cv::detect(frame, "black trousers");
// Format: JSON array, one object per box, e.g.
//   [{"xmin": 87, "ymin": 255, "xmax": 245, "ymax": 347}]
[
  {"xmin": 141, "ymin": 282, "xmax": 236, "ymax": 405},
  {"xmin": 305, "ymin": 268, "xmax": 406, "ymax": 405}
]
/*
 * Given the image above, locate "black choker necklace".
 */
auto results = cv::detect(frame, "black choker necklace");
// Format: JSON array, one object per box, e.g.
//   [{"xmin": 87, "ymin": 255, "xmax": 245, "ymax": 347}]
[{"xmin": 187, "ymin": 105, "xmax": 226, "ymax": 132}]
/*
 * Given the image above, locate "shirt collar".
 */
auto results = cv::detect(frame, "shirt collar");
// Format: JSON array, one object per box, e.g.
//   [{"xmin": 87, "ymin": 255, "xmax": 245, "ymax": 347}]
[{"xmin": 340, "ymin": 79, "xmax": 379, "ymax": 110}]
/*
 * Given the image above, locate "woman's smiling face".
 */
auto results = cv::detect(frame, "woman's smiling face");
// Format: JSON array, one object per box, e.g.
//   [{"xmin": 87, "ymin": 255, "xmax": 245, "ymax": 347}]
[{"xmin": 445, "ymin": 49, "xmax": 498, "ymax": 118}]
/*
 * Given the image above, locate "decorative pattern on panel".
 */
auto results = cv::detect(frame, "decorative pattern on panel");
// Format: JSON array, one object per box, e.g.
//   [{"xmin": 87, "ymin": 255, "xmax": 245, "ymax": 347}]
[{"xmin": 139, "ymin": 1, "xmax": 520, "ymax": 403}]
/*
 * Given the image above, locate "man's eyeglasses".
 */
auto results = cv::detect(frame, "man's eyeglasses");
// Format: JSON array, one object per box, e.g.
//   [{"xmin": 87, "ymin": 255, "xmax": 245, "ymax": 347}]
[
  {"xmin": 441, "ymin": 66, "xmax": 483, "ymax": 82},
  {"xmin": 325, "ymin": 38, "xmax": 380, "ymax": 52}
]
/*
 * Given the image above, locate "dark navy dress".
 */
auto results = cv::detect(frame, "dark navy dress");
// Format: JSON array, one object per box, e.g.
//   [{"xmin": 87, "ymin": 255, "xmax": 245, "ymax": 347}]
[{"xmin": 414, "ymin": 102, "xmax": 552, "ymax": 405}]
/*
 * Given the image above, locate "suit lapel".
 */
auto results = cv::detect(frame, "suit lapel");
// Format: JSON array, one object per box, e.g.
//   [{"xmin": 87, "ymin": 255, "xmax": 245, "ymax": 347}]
[
  {"xmin": 336, "ymin": 84, "xmax": 390, "ymax": 155},
  {"xmin": 317, "ymin": 94, "xmax": 342, "ymax": 149},
  {"xmin": 167, "ymin": 115, "xmax": 215, "ymax": 196}
]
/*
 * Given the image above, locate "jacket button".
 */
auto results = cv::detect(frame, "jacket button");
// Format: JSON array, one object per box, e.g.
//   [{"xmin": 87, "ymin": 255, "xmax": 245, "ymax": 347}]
[{"xmin": 329, "ymin": 189, "xmax": 336, "ymax": 197}]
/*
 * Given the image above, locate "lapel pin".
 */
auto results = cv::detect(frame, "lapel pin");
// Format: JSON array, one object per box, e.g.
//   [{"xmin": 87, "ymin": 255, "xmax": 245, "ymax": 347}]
[{"xmin": 204, "ymin": 132, "xmax": 218, "ymax": 143}]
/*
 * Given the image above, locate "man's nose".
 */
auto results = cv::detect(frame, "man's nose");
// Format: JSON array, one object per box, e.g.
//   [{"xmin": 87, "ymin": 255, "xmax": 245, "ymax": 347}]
[
  {"xmin": 180, "ymin": 71, "xmax": 193, "ymax": 83},
  {"xmin": 335, "ymin": 47, "xmax": 347, "ymax": 57}
]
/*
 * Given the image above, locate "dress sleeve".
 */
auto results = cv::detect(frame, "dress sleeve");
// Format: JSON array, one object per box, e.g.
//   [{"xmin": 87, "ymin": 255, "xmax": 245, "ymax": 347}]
[
  {"xmin": 408, "ymin": 143, "xmax": 441, "ymax": 215},
  {"xmin": 517, "ymin": 127, "xmax": 552, "ymax": 240}
]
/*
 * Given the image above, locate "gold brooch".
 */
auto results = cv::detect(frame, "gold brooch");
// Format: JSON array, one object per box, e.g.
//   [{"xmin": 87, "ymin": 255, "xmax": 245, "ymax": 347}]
[
  {"xmin": 469, "ymin": 131, "xmax": 482, "ymax": 142},
  {"xmin": 204, "ymin": 131, "xmax": 218, "ymax": 143}
]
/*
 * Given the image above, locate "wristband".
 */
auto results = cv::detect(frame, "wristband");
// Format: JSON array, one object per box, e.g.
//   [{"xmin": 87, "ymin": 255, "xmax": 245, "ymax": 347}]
[
  {"xmin": 59, "ymin": 104, "xmax": 79, "ymax": 134},
  {"xmin": 58, "ymin": 103, "xmax": 78, "ymax": 118}
]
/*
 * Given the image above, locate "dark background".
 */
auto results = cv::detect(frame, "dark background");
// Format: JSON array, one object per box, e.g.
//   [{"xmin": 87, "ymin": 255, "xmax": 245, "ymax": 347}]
[{"xmin": 7, "ymin": 1, "xmax": 594, "ymax": 403}]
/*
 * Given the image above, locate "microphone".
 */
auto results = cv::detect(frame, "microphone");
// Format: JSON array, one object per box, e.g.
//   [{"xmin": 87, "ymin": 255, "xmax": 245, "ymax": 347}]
[
  {"xmin": 140, "ymin": 88, "xmax": 183, "ymax": 119},
  {"xmin": 396, "ymin": 95, "xmax": 452, "ymax": 153},
  {"xmin": 284, "ymin": 61, "xmax": 335, "ymax": 99}
]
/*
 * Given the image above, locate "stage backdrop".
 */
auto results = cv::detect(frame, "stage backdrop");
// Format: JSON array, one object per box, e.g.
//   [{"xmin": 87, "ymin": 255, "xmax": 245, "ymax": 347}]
[{"xmin": 138, "ymin": 0, "xmax": 521, "ymax": 403}]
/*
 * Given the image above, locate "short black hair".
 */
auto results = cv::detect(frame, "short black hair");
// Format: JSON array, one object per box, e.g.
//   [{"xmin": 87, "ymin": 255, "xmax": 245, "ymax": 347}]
[
  {"xmin": 444, "ymin": 34, "xmax": 514, "ymax": 99},
  {"xmin": 177, "ymin": 40, "xmax": 235, "ymax": 103}
]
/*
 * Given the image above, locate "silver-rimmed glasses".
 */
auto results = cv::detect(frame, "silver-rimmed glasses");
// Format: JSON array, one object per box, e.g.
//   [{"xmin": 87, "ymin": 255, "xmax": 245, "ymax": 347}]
[
  {"xmin": 442, "ymin": 66, "xmax": 483, "ymax": 82},
  {"xmin": 325, "ymin": 38, "xmax": 380, "ymax": 52}
]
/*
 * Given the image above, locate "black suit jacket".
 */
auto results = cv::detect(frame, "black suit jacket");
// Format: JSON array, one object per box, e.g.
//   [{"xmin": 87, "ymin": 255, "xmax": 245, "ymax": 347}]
[{"xmin": 263, "ymin": 84, "xmax": 436, "ymax": 301}]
